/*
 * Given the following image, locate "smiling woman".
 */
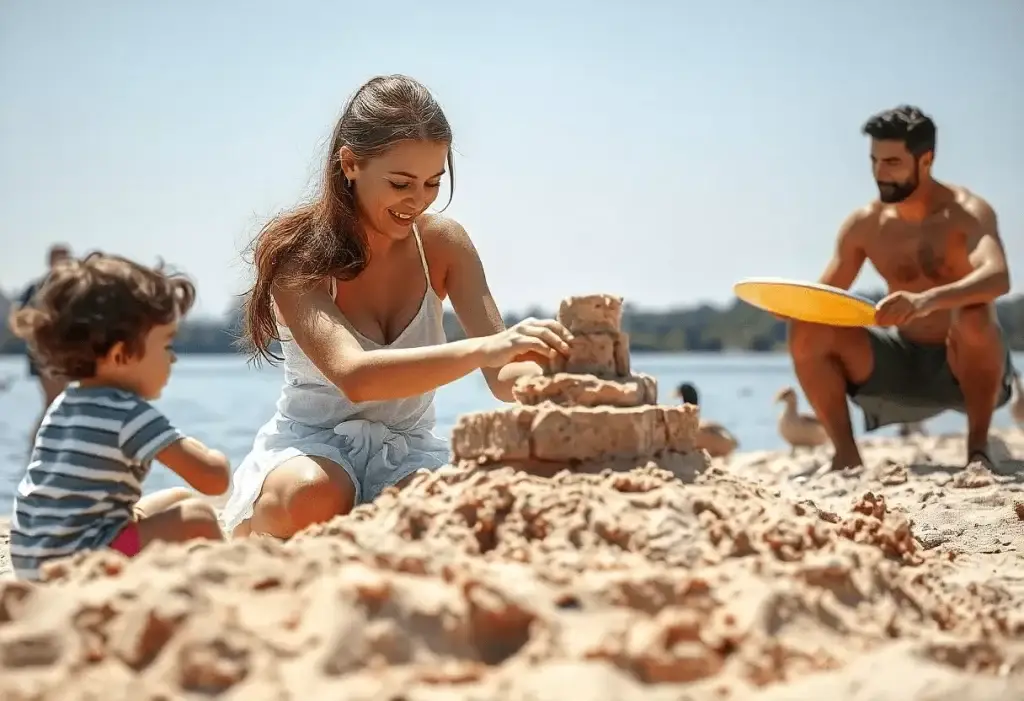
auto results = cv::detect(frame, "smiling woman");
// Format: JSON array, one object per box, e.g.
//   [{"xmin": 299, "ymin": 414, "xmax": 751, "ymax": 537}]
[{"xmin": 220, "ymin": 75, "xmax": 574, "ymax": 539}]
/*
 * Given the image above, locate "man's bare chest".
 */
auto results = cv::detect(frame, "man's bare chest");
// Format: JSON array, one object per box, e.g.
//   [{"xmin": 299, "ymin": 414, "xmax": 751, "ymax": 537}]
[{"xmin": 865, "ymin": 218, "xmax": 966, "ymax": 288}]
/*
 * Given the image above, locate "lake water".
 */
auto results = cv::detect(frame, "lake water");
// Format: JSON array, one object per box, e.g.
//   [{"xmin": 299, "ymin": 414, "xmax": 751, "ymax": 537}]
[{"xmin": 1, "ymin": 352, "xmax": 1021, "ymax": 503}]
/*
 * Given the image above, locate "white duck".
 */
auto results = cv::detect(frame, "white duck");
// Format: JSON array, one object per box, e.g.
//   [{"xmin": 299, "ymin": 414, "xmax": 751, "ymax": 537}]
[
  {"xmin": 1010, "ymin": 371, "xmax": 1024, "ymax": 430},
  {"xmin": 775, "ymin": 386, "xmax": 829, "ymax": 454}
]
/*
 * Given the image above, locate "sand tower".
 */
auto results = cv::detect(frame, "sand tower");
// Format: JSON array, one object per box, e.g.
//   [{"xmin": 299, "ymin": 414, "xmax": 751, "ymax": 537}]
[{"xmin": 451, "ymin": 294, "xmax": 709, "ymax": 477}]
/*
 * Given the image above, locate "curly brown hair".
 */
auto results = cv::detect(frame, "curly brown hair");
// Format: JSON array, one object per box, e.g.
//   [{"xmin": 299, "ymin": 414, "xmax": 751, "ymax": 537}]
[
  {"xmin": 11, "ymin": 252, "xmax": 196, "ymax": 379},
  {"xmin": 241, "ymin": 74, "xmax": 454, "ymax": 365}
]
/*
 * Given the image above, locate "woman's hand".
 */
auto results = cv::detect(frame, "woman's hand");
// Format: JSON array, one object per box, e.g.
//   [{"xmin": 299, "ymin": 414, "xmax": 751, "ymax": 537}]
[{"xmin": 476, "ymin": 317, "xmax": 574, "ymax": 368}]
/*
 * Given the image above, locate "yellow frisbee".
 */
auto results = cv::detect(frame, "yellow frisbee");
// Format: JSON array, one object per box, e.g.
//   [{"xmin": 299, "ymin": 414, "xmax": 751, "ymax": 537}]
[{"xmin": 733, "ymin": 277, "xmax": 877, "ymax": 327}]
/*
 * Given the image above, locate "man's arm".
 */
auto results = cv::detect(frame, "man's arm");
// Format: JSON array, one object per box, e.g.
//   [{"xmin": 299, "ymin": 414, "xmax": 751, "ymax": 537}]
[
  {"xmin": 819, "ymin": 207, "xmax": 870, "ymax": 290},
  {"xmin": 921, "ymin": 197, "xmax": 1010, "ymax": 311}
]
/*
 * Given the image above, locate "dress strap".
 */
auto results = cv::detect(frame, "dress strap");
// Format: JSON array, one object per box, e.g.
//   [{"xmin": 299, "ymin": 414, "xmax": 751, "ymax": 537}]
[
  {"xmin": 328, "ymin": 225, "xmax": 426, "ymax": 299},
  {"xmin": 411, "ymin": 222, "xmax": 431, "ymax": 283}
]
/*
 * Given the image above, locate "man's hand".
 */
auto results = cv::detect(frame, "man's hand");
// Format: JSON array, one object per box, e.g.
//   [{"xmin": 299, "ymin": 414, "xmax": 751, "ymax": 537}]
[{"xmin": 874, "ymin": 291, "xmax": 930, "ymax": 327}]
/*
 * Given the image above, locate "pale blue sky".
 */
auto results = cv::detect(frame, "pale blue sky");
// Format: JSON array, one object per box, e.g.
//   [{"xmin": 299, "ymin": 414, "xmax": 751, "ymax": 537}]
[{"xmin": 2, "ymin": 0, "xmax": 1022, "ymax": 318}]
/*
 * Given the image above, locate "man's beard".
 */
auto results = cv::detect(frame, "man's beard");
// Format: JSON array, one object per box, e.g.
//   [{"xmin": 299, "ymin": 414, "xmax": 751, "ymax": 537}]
[{"xmin": 876, "ymin": 164, "xmax": 920, "ymax": 203}]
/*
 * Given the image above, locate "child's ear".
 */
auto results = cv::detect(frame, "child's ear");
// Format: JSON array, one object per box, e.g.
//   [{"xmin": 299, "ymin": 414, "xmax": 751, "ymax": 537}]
[{"xmin": 100, "ymin": 341, "xmax": 128, "ymax": 366}]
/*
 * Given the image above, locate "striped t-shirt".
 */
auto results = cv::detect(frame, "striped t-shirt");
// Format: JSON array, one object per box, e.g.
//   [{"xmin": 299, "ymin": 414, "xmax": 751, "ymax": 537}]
[{"xmin": 9, "ymin": 385, "xmax": 182, "ymax": 580}]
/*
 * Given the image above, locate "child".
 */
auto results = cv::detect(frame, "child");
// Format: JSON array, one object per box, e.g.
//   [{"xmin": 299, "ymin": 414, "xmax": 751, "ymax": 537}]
[{"xmin": 8, "ymin": 252, "xmax": 231, "ymax": 580}]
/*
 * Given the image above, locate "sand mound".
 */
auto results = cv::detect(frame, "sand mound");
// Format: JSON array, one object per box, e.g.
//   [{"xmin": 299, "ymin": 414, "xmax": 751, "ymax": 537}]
[
  {"xmin": 3, "ymin": 293, "xmax": 1022, "ymax": 699},
  {"xmin": 2, "ymin": 463, "xmax": 1023, "ymax": 700}
]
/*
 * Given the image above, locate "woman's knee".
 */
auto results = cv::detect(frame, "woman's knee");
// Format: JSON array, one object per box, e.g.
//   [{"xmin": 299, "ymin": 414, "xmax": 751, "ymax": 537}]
[{"xmin": 253, "ymin": 457, "xmax": 355, "ymax": 538}]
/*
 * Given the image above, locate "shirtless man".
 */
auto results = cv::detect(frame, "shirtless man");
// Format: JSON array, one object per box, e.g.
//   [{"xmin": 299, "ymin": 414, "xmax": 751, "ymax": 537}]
[{"xmin": 788, "ymin": 105, "xmax": 1014, "ymax": 470}]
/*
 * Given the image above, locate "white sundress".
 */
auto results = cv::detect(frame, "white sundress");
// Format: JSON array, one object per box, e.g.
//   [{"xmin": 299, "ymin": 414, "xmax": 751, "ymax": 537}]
[{"xmin": 219, "ymin": 224, "xmax": 451, "ymax": 533}]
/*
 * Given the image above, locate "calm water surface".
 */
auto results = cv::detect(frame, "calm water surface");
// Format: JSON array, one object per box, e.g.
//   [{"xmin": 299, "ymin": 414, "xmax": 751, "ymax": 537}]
[{"xmin": 2, "ymin": 352, "xmax": 1021, "ymax": 502}]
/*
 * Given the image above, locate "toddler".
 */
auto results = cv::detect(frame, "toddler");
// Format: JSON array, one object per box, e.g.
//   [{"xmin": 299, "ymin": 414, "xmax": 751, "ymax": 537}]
[{"xmin": 8, "ymin": 252, "xmax": 230, "ymax": 580}]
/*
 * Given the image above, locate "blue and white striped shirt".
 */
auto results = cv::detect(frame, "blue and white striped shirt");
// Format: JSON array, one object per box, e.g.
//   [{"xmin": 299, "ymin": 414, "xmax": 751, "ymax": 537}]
[{"xmin": 9, "ymin": 385, "xmax": 181, "ymax": 580}]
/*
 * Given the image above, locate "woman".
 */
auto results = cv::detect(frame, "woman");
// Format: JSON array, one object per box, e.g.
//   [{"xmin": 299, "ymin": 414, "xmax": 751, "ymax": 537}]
[{"xmin": 221, "ymin": 75, "xmax": 572, "ymax": 538}]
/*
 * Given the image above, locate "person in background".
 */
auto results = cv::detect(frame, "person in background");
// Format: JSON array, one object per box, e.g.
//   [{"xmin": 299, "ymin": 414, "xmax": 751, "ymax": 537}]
[
  {"xmin": 221, "ymin": 75, "xmax": 572, "ymax": 539},
  {"xmin": 6, "ymin": 244, "xmax": 73, "ymax": 447},
  {"xmin": 675, "ymin": 382, "xmax": 739, "ymax": 458},
  {"xmin": 7, "ymin": 252, "xmax": 230, "ymax": 581}
]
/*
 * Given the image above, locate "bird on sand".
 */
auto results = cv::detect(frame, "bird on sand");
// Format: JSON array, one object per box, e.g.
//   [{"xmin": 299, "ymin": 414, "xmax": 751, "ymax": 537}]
[
  {"xmin": 897, "ymin": 421, "xmax": 927, "ymax": 438},
  {"xmin": 774, "ymin": 386, "xmax": 829, "ymax": 455},
  {"xmin": 1010, "ymin": 371, "xmax": 1024, "ymax": 430},
  {"xmin": 674, "ymin": 382, "xmax": 739, "ymax": 458}
]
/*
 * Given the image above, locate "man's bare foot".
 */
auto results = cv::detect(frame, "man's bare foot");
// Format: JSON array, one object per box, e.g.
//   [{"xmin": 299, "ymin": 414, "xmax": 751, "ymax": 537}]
[
  {"xmin": 965, "ymin": 448, "xmax": 994, "ymax": 469},
  {"xmin": 794, "ymin": 451, "xmax": 864, "ymax": 480},
  {"xmin": 828, "ymin": 451, "xmax": 864, "ymax": 471}
]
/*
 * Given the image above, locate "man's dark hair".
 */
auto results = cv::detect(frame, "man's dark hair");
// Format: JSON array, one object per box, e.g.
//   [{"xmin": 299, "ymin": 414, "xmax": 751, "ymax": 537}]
[
  {"xmin": 676, "ymin": 382, "xmax": 700, "ymax": 406},
  {"xmin": 10, "ymin": 252, "xmax": 195, "ymax": 379},
  {"xmin": 861, "ymin": 105, "xmax": 937, "ymax": 157}
]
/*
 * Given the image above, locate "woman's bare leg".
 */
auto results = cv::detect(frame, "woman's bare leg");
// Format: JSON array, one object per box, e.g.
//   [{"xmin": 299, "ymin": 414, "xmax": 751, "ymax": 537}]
[{"xmin": 248, "ymin": 455, "xmax": 356, "ymax": 539}]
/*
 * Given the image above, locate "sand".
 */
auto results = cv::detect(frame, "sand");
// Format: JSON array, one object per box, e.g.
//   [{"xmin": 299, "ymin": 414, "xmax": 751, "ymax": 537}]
[{"xmin": 1, "ymin": 431, "xmax": 1024, "ymax": 700}]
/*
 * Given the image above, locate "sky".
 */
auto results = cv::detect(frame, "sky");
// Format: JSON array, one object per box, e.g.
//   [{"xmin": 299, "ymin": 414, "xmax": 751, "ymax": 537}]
[{"xmin": 2, "ymin": 0, "xmax": 1022, "ymax": 318}]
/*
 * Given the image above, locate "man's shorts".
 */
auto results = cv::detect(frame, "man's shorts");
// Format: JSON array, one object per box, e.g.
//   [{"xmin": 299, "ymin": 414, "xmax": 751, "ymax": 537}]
[{"xmin": 847, "ymin": 327, "xmax": 1015, "ymax": 431}]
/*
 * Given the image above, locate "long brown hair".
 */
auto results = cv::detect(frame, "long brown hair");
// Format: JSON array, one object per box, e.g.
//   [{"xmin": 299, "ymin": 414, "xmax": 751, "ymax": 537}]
[{"xmin": 242, "ymin": 74, "xmax": 455, "ymax": 364}]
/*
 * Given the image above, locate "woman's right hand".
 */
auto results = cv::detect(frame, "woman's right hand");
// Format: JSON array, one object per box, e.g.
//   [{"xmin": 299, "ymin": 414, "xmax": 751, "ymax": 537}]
[{"xmin": 476, "ymin": 317, "xmax": 574, "ymax": 368}]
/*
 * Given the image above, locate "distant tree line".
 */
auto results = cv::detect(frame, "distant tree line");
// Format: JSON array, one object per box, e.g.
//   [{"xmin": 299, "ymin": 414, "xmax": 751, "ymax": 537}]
[{"xmin": 3, "ymin": 290, "xmax": 1024, "ymax": 356}]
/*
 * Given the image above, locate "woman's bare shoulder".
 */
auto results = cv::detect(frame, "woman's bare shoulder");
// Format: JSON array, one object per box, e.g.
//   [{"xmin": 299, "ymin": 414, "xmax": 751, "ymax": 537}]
[
  {"xmin": 417, "ymin": 212, "xmax": 473, "ymax": 247},
  {"xmin": 416, "ymin": 213, "xmax": 480, "ymax": 272}
]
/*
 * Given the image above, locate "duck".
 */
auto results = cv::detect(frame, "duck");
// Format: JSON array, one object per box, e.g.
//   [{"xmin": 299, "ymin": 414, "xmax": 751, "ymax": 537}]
[
  {"xmin": 774, "ymin": 386, "xmax": 829, "ymax": 454},
  {"xmin": 696, "ymin": 423, "xmax": 740, "ymax": 459},
  {"xmin": 674, "ymin": 382, "xmax": 739, "ymax": 458},
  {"xmin": 897, "ymin": 421, "xmax": 927, "ymax": 438},
  {"xmin": 1010, "ymin": 371, "xmax": 1024, "ymax": 430}
]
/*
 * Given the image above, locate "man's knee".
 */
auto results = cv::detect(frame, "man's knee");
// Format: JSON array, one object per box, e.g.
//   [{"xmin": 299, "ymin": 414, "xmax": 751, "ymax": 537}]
[
  {"xmin": 789, "ymin": 321, "xmax": 826, "ymax": 358},
  {"xmin": 788, "ymin": 321, "xmax": 859, "ymax": 359},
  {"xmin": 950, "ymin": 304, "xmax": 999, "ymax": 347}
]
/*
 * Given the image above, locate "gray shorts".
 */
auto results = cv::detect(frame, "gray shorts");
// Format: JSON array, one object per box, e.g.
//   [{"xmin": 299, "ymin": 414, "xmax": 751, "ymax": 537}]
[{"xmin": 847, "ymin": 328, "xmax": 1015, "ymax": 432}]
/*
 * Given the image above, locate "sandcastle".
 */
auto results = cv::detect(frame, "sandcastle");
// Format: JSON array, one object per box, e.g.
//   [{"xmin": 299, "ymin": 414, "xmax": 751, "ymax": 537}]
[{"xmin": 451, "ymin": 294, "xmax": 709, "ymax": 477}]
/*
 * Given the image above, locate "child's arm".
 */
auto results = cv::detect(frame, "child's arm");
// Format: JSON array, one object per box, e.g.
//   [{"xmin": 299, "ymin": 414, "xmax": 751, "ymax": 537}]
[
  {"xmin": 120, "ymin": 401, "xmax": 231, "ymax": 496},
  {"xmin": 156, "ymin": 437, "xmax": 231, "ymax": 496}
]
